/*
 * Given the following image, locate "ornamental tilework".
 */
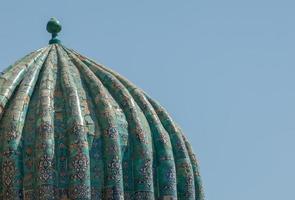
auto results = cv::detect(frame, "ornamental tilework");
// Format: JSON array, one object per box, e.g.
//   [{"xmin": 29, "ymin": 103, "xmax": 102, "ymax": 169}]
[{"xmin": 0, "ymin": 43, "xmax": 204, "ymax": 199}]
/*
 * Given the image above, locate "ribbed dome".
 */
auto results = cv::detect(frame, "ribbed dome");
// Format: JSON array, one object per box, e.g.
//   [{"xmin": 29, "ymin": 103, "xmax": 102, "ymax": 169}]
[{"xmin": 0, "ymin": 21, "xmax": 204, "ymax": 200}]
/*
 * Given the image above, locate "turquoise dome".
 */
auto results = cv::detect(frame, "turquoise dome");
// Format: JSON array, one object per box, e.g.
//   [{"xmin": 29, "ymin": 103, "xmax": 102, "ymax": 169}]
[{"xmin": 0, "ymin": 20, "xmax": 204, "ymax": 200}]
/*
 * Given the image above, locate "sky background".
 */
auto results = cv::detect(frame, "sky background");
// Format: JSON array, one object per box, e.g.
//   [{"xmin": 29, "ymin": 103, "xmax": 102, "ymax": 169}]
[{"xmin": 0, "ymin": 1, "xmax": 294, "ymax": 199}]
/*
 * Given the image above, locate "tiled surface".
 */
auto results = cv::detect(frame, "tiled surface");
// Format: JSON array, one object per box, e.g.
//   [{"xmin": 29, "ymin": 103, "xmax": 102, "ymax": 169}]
[{"xmin": 0, "ymin": 44, "xmax": 204, "ymax": 200}]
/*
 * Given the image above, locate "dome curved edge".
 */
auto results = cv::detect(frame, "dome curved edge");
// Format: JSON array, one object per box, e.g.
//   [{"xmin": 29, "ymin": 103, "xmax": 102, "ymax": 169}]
[{"xmin": 0, "ymin": 44, "xmax": 204, "ymax": 200}]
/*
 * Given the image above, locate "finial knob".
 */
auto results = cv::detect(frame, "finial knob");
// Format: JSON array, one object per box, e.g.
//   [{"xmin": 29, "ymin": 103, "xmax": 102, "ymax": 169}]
[
  {"xmin": 47, "ymin": 17, "xmax": 62, "ymax": 34},
  {"xmin": 47, "ymin": 17, "xmax": 62, "ymax": 44}
]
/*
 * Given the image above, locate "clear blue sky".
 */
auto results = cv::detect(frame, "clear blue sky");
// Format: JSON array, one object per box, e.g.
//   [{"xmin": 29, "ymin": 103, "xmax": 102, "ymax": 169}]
[{"xmin": 1, "ymin": 1, "xmax": 294, "ymax": 199}]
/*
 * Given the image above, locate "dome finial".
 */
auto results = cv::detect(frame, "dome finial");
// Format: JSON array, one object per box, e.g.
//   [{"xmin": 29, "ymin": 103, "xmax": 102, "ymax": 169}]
[{"xmin": 47, "ymin": 17, "xmax": 62, "ymax": 44}]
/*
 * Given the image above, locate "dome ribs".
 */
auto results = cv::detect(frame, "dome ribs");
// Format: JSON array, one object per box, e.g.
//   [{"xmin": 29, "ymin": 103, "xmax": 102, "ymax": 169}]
[
  {"xmin": 145, "ymin": 97, "xmax": 196, "ymax": 200},
  {"xmin": 70, "ymin": 49, "xmax": 156, "ymax": 199},
  {"xmin": 56, "ymin": 46, "xmax": 92, "ymax": 199},
  {"xmin": 73, "ymin": 67, "xmax": 105, "ymax": 199},
  {"xmin": 0, "ymin": 46, "xmax": 51, "ymax": 199},
  {"xmin": 70, "ymin": 50, "xmax": 195, "ymax": 199},
  {"xmin": 0, "ymin": 48, "xmax": 48, "ymax": 121},
  {"xmin": 182, "ymin": 134, "xmax": 205, "ymax": 200},
  {"xmin": 63, "ymin": 47, "xmax": 125, "ymax": 199},
  {"xmin": 78, "ymin": 56, "xmax": 179, "ymax": 199},
  {"xmin": 21, "ymin": 71, "xmax": 41, "ymax": 199},
  {"xmin": 52, "ymin": 45, "xmax": 69, "ymax": 198},
  {"xmin": 118, "ymin": 89, "xmax": 178, "ymax": 199},
  {"xmin": 34, "ymin": 45, "xmax": 58, "ymax": 199}
]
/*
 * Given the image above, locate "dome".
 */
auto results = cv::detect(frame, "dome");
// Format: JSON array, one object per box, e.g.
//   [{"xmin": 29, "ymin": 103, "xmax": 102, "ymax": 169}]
[{"xmin": 0, "ymin": 18, "xmax": 204, "ymax": 200}]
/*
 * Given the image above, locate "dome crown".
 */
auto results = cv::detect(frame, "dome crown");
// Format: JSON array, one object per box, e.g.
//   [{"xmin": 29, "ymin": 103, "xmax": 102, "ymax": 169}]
[{"xmin": 0, "ymin": 18, "xmax": 204, "ymax": 200}]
